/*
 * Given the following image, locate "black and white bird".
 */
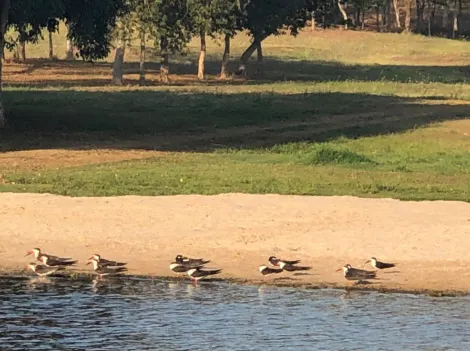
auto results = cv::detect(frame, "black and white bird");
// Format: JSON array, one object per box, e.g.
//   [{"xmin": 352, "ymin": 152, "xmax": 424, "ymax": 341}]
[
  {"xmin": 187, "ymin": 267, "xmax": 222, "ymax": 282},
  {"xmin": 25, "ymin": 248, "xmax": 76, "ymax": 265},
  {"xmin": 268, "ymin": 256, "xmax": 301, "ymax": 267},
  {"xmin": 365, "ymin": 257, "xmax": 396, "ymax": 270},
  {"xmin": 337, "ymin": 264, "xmax": 377, "ymax": 283},
  {"xmin": 40, "ymin": 254, "xmax": 77, "ymax": 267},
  {"xmin": 27, "ymin": 262, "xmax": 65, "ymax": 277},
  {"xmin": 259, "ymin": 265, "xmax": 283, "ymax": 276},
  {"xmin": 87, "ymin": 258, "xmax": 128, "ymax": 278},
  {"xmin": 175, "ymin": 254, "xmax": 210, "ymax": 266},
  {"xmin": 279, "ymin": 261, "xmax": 311, "ymax": 272},
  {"xmin": 88, "ymin": 254, "xmax": 127, "ymax": 267},
  {"xmin": 169, "ymin": 261, "xmax": 205, "ymax": 273}
]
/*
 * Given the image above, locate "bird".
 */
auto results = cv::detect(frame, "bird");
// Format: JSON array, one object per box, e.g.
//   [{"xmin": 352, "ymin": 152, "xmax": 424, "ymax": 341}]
[
  {"xmin": 268, "ymin": 256, "xmax": 301, "ymax": 267},
  {"xmin": 259, "ymin": 265, "xmax": 283, "ymax": 276},
  {"xmin": 279, "ymin": 261, "xmax": 311, "ymax": 272},
  {"xmin": 25, "ymin": 248, "xmax": 74, "ymax": 264},
  {"xmin": 175, "ymin": 254, "xmax": 210, "ymax": 266},
  {"xmin": 169, "ymin": 261, "xmax": 205, "ymax": 274},
  {"xmin": 365, "ymin": 257, "xmax": 396, "ymax": 270},
  {"xmin": 88, "ymin": 254, "xmax": 126, "ymax": 267},
  {"xmin": 27, "ymin": 262, "xmax": 65, "ymax": 277},
  {"xmin": 87, "ymin": 258, "xmax": 128, "ymax": 278},
  {"xmin": 187, "ymin": 267, "xmax": 222, "ymax": 282},
  {"xmin": 39, "ymin": 255, "xmax": 77, "ymax": 267},
  {"xmin": 337, "ymin": 264, "xmax": 377, "ymax": 284}
]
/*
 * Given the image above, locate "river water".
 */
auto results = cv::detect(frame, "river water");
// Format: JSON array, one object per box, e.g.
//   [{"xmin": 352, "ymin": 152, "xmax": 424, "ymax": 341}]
[{"xmin": 1, "ymin": 276, "xmax": 469, "ymax": 350}]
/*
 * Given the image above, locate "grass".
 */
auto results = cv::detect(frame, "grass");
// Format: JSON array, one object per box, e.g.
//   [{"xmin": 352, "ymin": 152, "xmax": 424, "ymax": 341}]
[{"xmin": 0, "ymin": 28, "xmax": 469, "ymax": 201}]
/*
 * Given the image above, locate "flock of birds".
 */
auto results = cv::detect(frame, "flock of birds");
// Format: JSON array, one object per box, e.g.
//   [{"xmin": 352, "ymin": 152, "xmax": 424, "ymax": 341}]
[{"xmin": 25, "ymin": 247, "xmax": 397, "ymax": 285}]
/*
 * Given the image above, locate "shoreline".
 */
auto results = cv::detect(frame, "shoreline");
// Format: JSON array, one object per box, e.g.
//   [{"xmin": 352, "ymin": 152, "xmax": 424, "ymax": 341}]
[
  {"xmin": 1, "ymin": 268, "xmax": 467, "ymax": 297},
  {"xmin": 1, "ymin": 192, "xmax": 470, "ymax": 296}
]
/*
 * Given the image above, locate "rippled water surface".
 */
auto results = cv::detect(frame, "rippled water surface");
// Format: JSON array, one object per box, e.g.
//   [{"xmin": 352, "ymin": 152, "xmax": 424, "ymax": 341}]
[{"xmin": 1, "ymin": 276, "xmax": 470, "ymax": 350}]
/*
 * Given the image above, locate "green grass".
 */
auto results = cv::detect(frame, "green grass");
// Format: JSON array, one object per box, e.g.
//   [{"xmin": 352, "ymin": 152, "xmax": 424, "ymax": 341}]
[{"xmin": 1, "ymin": 28, "xmax": 470, "ymax": 201}]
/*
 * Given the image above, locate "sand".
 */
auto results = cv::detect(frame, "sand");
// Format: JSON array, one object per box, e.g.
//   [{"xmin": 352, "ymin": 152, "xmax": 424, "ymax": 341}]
[{"xmin": 1, "ymin": 192, "xmax": 470, "ymax": 294}]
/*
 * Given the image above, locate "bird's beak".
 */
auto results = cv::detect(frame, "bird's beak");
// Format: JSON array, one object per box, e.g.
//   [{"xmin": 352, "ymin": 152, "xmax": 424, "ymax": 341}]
[
  {"xmin": 24, "ymin": 251, "xmax": 32, "ymax": 257},
  {"xmin": 87, "ymin": 256, "xmax": 93, "ymax": 260},
  {"xmin": 86, "ymin": 261, "xmax": 91, "ymax": 265},
  {"xmin": 365, "ymin": 260, "xmax": 370, "ymax": 264},
  {"xmin": 336, "ymin": 268, "xmax": 342, "ymax": 272}
]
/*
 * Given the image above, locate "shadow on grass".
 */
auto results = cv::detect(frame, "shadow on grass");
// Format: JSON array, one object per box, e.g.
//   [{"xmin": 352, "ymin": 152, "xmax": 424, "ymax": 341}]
[
  {"xmin": 5, "ymin": 58, "xmax": 470, "ymax": 86},
  {"xmin": 0, "ymin": 88, "xmax": 468, "ymax": 152}
]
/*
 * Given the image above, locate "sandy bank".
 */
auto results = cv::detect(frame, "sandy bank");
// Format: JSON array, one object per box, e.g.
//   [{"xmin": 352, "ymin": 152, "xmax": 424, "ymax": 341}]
[{"xmin": 1, "ymin": 193, "xmax": 469, "ymax": 294}]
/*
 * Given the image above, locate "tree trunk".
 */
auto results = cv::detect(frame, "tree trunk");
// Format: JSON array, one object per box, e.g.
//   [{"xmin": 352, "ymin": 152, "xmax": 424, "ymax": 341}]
[
  {"xmin": 337, "ymin": 0, "xmax": 348, "ymax": 29},
  {"xmin": 219, "ymin": 33, "xmax": 230, "ymax": 79},
  {"xmin": 0, "ymin": 0, "xmax": 10, "ymax": 129},
  {"xmin": 19, "ymin": 40, "xmax": 26, "ymax": 61},
  {"xmin": 442, "ymin": 3, "xmax": 449, "ymax": 29},
  {"xmin": 197, "ymin": 30, "xmax": 206, "ymax": 80},
  {"xmin": 382, "ymin": 4, "xmax": 388, "ymax": 26},
  {"xmin": 112, "ymin": 39, "xmax": 126, "ymax": 85},
  {"xmin": 416, "ymin": 0, "xmax": 426, "ymax": 33},
  {"xmin": 66, "ymin": 38, "xmax": 74, "ymax": 60},
  {"xmin": 237, "ymin": 35, "xmax": 267, "ymax": 74},
  {"xmin": 48, "ymin": 29, "xmax": 54, "ymax": 59},
  {"xmin": 256, "ymin": 40, "xmax": 263, "ymax": 75},
  {"xmin": 426, "ymin": 0, "xmax": 435, "ymax": 36},
  {"xmin": 376, "ymin": 6, "xmax": 381, "ymax": 32},
  {"xmin": 160, "ymin": 35, "xmax": 169, "ymax": 84},
  {"xmin": 361, "ymin": 9, "xmax": 365, "ymax": 30},
  {"xmin": 450, "ymin": 0, "xmax": 459, "ymax": 39},
  {"xmin": 311, "ymin": 11, "xmax": 316, "ymax": 31},
  {"xmin": 356, "ymin": 7, "xmax": 361, "ymax": 28},
  {"xmin": 404, "ymin": 0, "xmax": 412, "ymax": 32},
  {"xmin": 139, "ymin": 29, "xmax": 146, "ymax": 86},
  {"xmin": 393, "ymin": 0, "xmax": 401, "ymax": 28}
]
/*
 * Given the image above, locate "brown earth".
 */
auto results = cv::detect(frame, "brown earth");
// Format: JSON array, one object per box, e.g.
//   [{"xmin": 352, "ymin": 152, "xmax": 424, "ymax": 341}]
[{"xmin": 1, "ymin": 192, "xmax": 469, "ymax": 295}]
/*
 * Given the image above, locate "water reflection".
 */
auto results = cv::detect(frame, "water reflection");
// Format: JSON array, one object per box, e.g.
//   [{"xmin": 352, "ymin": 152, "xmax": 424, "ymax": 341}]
[{"xmin": 1, "ymin": 276, "xmax": 470, "ymax": 350}]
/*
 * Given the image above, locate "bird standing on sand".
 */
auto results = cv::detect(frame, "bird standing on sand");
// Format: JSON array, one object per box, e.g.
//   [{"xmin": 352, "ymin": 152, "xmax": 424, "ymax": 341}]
[
  {"xmin": 175, "ymin": 254, "xmax": 210, "ymax": 266},
  {"xmin": 88, "ymin": 254, "xmax": 127, "ymax": 267},
  {"xmin": 268, "ymin": 256, "xmax": 301, "ymax": 267},
  {"xmin": 25, "ymin": 248, "xmax": 76, "ymax": 265},
  {"xmin": 27, "ymin": 262, "xmax": 65, "ymax": 277},
  {"xmin": 169, "ymin": 261, "xmax": 205, "ymax": 273},
  {"xmin": 365, "ymin": 257, "xmax": 396, "ymax": 270},
  {"xmin": 187, "ymin": 267, "xmax": 222, "ymax": 282},
  {"xmin": 87, "ymin": 258, "xmax": 128, "ymax": 278},
  {"xmin": 40, "ymin": 255, "xmax": 77, "ymax": 267},
  {"xmin": 279, "ymin": 261, "xmax": 311, "ymax": 272},
  {"xmin": 337, "ymin": 264, "xmax": 377, "ymax": 284},
  {"xmin": 259, "ymin": 265, "xmax": 283, "ymax": 276}
]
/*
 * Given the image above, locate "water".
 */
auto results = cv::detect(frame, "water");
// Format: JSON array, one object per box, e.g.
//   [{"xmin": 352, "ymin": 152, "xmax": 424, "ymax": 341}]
[{"xmin": 1, "ymin": 276, "xmax": 470, "ymax": 350}]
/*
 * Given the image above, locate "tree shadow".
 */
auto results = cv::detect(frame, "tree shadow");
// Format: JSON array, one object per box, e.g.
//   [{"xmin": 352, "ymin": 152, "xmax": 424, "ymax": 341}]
[
  {"xmin": 4, "ymin": 58, "xmax": 469, "ymax": 87},
  {"xmin": 0, "ymin": 89, "xmax": 468, "ymax": 152}
]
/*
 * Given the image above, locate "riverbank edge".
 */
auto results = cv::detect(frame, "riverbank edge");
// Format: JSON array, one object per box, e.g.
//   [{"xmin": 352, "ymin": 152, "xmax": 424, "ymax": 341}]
[{"xmin": 2, "ymin": 267, "xmax": 466, "ymax": 298}]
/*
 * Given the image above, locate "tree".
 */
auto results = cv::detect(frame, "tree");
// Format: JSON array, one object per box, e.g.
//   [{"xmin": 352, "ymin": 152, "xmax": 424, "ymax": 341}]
[
  {"xmin": 111, "ymin": 0, "xmax": 154, "ymax": 86},
  {"xmin": 0, "ymin": 0, "xmax": 11, "ymax": 128},
  {"xmin": 209, "ymin": 0, "xmax": 241, "ymax": 78},
  {"xmin": 237, "ymin": 0, "xmax": 314, "ymax": 74},
  {"xmin": 64, "ymin": 0, "xmax": 128, "ymax": 62},
  {"xmin": 0, "ymin": 0, "xmax": 126, "ymax": 128},
  {"xmin": 47, "ymin": 18, "xmax": 59, "ymax": 59},
  {"xmin": 150, "ymin": 0, "xmax": 193, "ymax": 84}
]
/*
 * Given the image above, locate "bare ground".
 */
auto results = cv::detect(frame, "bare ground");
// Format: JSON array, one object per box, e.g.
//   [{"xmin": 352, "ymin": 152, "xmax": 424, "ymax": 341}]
[{"xmin": 1, "ymin": 192, "xmax": 469, "ymax": 294}]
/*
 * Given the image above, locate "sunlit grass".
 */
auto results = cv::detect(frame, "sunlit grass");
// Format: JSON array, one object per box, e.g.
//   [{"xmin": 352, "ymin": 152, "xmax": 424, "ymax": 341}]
[{"xmin": 1, "ymin": 26, "xmax": 469, "ymax": 201}]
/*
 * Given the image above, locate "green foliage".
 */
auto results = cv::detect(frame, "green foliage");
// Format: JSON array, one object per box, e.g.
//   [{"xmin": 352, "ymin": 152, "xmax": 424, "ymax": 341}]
[
  {"xmin": 239, "ymin": 0, "xmax": 314, "ymax": 40},
  {"xmin": 7, "ymin": 0, "xmax": 66, "ymax": 47},
  {"xmin": 6, "ymin": 0, "xmax": 127, "ymax": 61},
  {"xmin": 64, "ymin": 0, "xmax": 128, "ymax": 61}
]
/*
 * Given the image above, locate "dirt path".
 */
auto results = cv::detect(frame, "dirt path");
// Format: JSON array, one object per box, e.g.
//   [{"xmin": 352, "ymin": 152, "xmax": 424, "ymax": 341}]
[{"xmin": 1, "ymin": 193, "xmax": 469, "ymax": 294}]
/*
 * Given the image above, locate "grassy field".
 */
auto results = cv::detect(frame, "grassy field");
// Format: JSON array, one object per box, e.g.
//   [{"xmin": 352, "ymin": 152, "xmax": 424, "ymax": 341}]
[{"xmin": 0, "ymin": 28, "xmax": 469, "ymax": 200}]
